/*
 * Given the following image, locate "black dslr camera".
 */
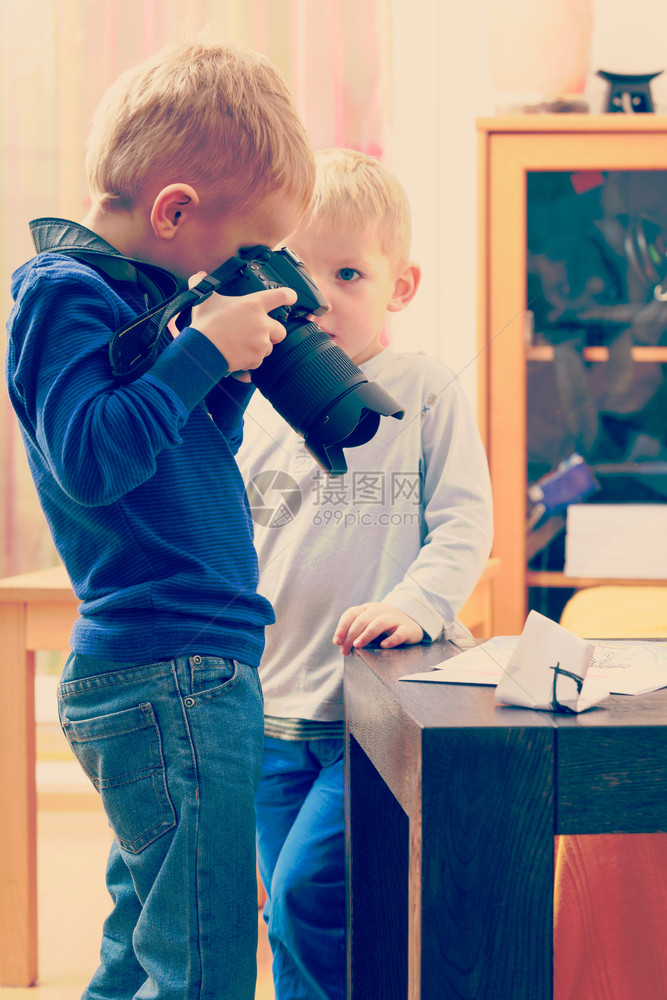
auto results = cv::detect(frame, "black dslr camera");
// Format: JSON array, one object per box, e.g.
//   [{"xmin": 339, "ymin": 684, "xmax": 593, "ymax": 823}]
[{"xmin": 111, "ymin": 244, "xmax": 404, "ymax": 476}]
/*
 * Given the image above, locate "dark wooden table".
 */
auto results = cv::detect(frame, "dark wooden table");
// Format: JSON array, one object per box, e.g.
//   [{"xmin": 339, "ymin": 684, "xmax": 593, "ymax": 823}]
[{"xmin": 344, "ymin": 638, "xmax": 667, "ymax": 1000}]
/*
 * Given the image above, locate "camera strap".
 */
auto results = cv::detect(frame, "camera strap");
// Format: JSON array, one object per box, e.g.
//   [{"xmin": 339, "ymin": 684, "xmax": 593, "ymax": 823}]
[
  {"xmin": 107, "ymin": 255, "xmax": 246, "ymax": 382},
  {"xmin": 29, "ymin": 216, "xmax": 246, "ymax": 382}
]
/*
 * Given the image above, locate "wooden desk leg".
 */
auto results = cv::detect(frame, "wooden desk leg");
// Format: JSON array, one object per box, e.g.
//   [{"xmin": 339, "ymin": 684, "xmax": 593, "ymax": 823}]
[
  {"xmin": 346, "ymin": 733, "xmax": 409, "ymax": 1000},
  {"xmin": 418, "ymin": 728, "xmax": 555, "ymax": 1000},
  {"xmin": 0, "ymin": 603, "xmax": 38, "ymax": 986}
]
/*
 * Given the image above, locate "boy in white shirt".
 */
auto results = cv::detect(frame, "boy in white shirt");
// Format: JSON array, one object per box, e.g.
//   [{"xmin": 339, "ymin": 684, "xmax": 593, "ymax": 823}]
[{"xmin": 237, "ymin": 148, "xmax": 493, "ymax": 1000}]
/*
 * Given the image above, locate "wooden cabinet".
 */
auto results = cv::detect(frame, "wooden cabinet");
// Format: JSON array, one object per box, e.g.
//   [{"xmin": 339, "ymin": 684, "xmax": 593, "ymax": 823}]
[{"xmin": 477, "ymin": 116, "xmax": 667, "ymax": 634}]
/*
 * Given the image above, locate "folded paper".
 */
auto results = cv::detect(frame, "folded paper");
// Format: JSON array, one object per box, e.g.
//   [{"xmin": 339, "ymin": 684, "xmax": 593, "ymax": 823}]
[{"xmin": 493, "ymin": 610, "xmax": 610, "ymax": 713}]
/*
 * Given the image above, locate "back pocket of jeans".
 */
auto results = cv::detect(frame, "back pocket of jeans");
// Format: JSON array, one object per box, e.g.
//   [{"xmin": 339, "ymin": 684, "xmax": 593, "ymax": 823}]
[{"xmin": 61, "ymin": 703, "xmax": 176, "ymax": 854}]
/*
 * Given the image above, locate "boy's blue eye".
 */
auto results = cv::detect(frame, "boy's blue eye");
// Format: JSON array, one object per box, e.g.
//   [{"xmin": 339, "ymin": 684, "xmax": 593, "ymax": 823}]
[{"xmin": 337, "ymin": 267, "xmax": 361, "ymax": 282}]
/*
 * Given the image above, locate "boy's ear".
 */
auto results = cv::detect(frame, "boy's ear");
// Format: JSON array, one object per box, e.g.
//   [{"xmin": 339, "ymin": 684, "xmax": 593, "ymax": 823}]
[
  {"xmin": 387, "ymin": 262, "xmax": 421, "ymax": 313},
  {"xmin": 150, "ymin": 184, "xmax": 200, "ymax": 240}
]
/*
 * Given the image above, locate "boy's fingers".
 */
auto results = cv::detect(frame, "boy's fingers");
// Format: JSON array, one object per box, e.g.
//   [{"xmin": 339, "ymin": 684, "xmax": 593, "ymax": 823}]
[
  {"xmin": 334, "ymin": 603, "xmax": 423, "ymax": 655},
  {"xmin": 338, "ymin": 612, "xmax": 387, "ymax": 655},
  {"xmin": 333, "ymin": 605, "xmax": 365, "ymax": 645},
  {"xmin": 380, "ymin": 627, "xmax": 407, "ymax": 649},
  {"xmin": 188, "ymin": 270, "xmax": 208, "ymax": 289},
  {"xmin": 349, "ymin": 622, "xmax": 388, "ymax": 652},
  {"xmin": 338, "ymin": 630, "xmax": 362, "ymax": 655},
  {"xmin": 253, "ymin": 285, "xmax": 298, "ymax": 312}
]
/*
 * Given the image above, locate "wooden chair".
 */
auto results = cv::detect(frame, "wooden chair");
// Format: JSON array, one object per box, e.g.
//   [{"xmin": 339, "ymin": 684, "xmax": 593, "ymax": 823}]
[{"xmin": 560, "ymin": 585, "xmax": 667, "ymax": 639}]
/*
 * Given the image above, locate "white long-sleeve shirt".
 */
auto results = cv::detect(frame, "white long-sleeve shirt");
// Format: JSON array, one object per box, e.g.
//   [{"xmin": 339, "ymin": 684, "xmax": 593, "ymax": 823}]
[{"xmin": 237, "ymin": 347, "xmax": 493, "ymax": 722}]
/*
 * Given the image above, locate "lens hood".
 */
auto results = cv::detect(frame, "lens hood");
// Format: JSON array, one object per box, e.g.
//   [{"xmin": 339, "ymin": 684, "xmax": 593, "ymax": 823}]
[{"xmin": 303, "ymin": 381, "xmax": 405, "ymax": 476}]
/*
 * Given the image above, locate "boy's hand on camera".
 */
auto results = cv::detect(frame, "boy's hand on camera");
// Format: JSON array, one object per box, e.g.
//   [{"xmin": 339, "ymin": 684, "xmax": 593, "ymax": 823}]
[
  {"xmin": 333, "ymin": 603, "xmax": 424, "ymax": 655},
  {"xmin": 189, "ymin": 281, "xmax": 296, "ymax": 373}
]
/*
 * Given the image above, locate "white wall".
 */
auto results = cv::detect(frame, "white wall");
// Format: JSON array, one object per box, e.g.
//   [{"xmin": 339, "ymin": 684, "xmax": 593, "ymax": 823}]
[
  {"xmin": 591, "ymin": 0, "xmax": 667, "ymax": 111},
  {"xmin": 387, "ymin": 0, "xmax": 494, "ymax": 409},
  {"xmin": 387, "ymin": 0, "xmax": 667, "ymax": 411}
]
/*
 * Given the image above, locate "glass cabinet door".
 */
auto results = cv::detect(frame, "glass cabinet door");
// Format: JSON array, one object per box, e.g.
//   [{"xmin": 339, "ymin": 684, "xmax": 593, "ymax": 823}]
[
  {"xmin": 526, "ymin": 168, "xmax": 667, "ymax": 619},
  {"xmin": 478, "ymin": 118, "xmax": 667, "ymax": 633}
]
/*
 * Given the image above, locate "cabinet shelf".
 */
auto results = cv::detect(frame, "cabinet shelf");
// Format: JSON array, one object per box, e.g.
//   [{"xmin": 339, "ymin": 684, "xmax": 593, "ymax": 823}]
[
  {"xmin": 527, "ymin": 571, "xmax": 667, "ymax": 589},
  {"xmin": 527, "ymin": 345, "xmax": 667, "ymax": 363}
]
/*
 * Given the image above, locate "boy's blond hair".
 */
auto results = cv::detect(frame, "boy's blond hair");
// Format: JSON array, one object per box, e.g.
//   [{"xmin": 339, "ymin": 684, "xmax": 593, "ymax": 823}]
[
  {"xmin": 86, "ymin": 40, "xmax": 314, "ymax": 214},
  {"xmin": 303, "ymin": 148, "xmax": 412, "ymax": 265}
]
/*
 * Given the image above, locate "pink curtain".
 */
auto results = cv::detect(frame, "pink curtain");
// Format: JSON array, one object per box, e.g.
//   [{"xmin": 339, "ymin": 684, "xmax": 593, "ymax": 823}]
[{"xmin": 1, "ymin": 0, "xmax": 390, "ymax": 578}]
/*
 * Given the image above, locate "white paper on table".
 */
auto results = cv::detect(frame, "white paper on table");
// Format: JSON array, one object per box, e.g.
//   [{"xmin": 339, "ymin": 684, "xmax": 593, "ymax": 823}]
[
  {"xmin": 401, "ymin": 629, "xmax": 667, "ymax": 698},
  {"xmin": 587, "ymin": 641, "xmax": 667, "ymax": 695},
  {"xmin": 493, "ymin": 611, "xmax": 607, "ymax": 712},
  {"xmin": 400, "ymin": 638, "xmax": 513, "ymax": 685}
]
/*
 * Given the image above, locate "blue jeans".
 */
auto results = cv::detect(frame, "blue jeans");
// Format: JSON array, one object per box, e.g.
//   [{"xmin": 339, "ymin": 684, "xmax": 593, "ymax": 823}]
[
  {"xmin": 255, "ymin": 737, "xmax": 345, "ymax": 1000},
  {"xmin": 57, "ymin": 652, "xmax": 264, "ymax": 1000}
]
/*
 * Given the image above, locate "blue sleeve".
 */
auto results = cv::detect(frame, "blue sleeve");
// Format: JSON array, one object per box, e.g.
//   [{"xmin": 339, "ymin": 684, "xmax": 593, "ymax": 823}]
[
  {"xmin": 10, "ymin": 261, "xmax": 228, "ymax": 507},
  {"xmin": 205, "ymin": 377, "xmax": 256, "ymax": 455}
]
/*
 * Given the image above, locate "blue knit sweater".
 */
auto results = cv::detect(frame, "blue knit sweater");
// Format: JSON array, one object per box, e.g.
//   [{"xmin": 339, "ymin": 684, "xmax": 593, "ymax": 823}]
[{"xmin": 6, "ymin": 251, "xmax": 274, "ymax": 665}]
